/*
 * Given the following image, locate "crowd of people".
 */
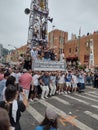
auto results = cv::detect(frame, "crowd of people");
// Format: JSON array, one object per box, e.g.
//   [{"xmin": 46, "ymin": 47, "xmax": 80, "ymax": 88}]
[
  {"xmin": 0, "ymin": 65, "xmax": 97, "ymax": 102},
  {"xmin": 18, "ymin": 45, "xmax": 65, "ymax": 71},
  {"xmin": 0, "ymin": 46, "xmax": 98, "ymax": 130},
  {"xmin": 0, "ymin": 63, "xmax": 98, "ymax": 130}
]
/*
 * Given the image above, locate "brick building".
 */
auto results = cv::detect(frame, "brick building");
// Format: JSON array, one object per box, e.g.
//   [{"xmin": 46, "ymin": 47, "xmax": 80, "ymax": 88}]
[
  {"xmin": 7, "ymin": 30, "xmax": 98, "ymax": 68},
  {"xmin": 65, "ymin": 32, "xmax": 98, "ymax": 67},
  {"xmin": 6, "ymin": 44, "xmax": 27, "ymax": 63},
  {"xmin": 48, "ymin": 29, "xmax": 68, "ymax": 60},
  {"xmin": 49, "ymin": 30, "xmax": 98, "ymax": 68}
]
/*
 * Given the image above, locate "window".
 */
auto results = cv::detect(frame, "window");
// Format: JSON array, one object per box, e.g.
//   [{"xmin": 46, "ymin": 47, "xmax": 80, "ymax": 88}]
[
  {"xmin": 75, "ymin": 47, "xmax": 78, "ymax": 52},
  {"xmin": 69, "ymin": 48, "xmax": 71, "ymax": 53},
  {"xmin": 84, "ymin": 55, "xmax": 89, "ymax": 62}
]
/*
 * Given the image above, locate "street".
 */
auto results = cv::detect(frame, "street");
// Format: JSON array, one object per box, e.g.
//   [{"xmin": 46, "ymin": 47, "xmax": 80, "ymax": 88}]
[{"xmin": 20, "ymin": 87, "xmax": 98, "ymax": 130}]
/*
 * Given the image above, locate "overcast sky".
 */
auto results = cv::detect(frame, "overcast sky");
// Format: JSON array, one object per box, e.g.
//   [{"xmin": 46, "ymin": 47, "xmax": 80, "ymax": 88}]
[{"xmin": 0, "ymin": 0, "xmax": 98, "ymax": 49}]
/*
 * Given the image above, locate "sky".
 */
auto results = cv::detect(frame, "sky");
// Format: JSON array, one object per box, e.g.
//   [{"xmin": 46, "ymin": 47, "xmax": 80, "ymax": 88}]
[{"xmin": 0, "ymin": 0, "xmax": 98, "ymax": 49}]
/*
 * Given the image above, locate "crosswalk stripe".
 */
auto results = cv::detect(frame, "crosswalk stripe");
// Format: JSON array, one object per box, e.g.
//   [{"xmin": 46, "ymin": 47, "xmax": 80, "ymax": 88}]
[
  {"xmin": 88, "ymin": 91, "xmax": 98, "ymax": 96},
  {"xmin": 27, "ymin": 105, "xmax": 44, "ymax": 123},
  {"xmin": 39, "ymin": 99, "xmax": 93, "ymax": 130},
  {"xmin": 64, "ymin": 94, "xmax": 98, "ymax": 110},
  {"xmin": 63, "ymin": 94, "xmax": 90, "ymax": 105},
  {"xmin": 51, "ymin": 96, "xmax": 70, "ymax": 105},
  {"xmin": 85, "ymin": 93, "xmax": 98, "ymax": 99},
  {"xmin": 91, "ymin": 105, "xmax": 98, "ymax": 109},
  {"xmin": 75, "ymin": 94, "xmax": 98, "ymax": 102},
  {"xmin": 84, "ymin": 111, "xmax": 98, "ymax": 120}
]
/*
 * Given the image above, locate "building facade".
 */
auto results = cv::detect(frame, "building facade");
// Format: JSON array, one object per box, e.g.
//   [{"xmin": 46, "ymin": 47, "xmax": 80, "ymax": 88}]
[
  {"xmin": 48, "ymin": 29, "xmax": 68, "ymax": 60},
  {"xmin": 6, "ymin": 45, "xmax": 27, "ymax": 63},
  {"xmin": 49, "ymin": 30, "xmax": 98, "ymax": 68},
  {"xmin": 65, "ymin": 32, "xmax": 98, "ymax": 67}
]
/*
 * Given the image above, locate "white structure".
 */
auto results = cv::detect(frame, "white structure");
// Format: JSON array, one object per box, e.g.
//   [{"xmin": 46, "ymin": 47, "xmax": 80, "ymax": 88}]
[
  {"xmin": 27, "ymin": 0, "xmax": 49, "ymax": 47},
  {"xmin": 89, "ymin": 39, "xmax": 94, "ymax": 69}
]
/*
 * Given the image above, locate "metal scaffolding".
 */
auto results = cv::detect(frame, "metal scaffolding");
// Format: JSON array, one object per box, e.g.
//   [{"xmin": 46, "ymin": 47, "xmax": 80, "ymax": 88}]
[{"xmin": 26, "ymin": 0, "xmax": 49, "ymax": 48}]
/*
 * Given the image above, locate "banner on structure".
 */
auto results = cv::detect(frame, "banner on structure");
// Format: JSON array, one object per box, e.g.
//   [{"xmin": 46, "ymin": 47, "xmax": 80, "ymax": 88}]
[{"xmin": 32, "ymin": 61, "xmax": 66, "ymax": 71}]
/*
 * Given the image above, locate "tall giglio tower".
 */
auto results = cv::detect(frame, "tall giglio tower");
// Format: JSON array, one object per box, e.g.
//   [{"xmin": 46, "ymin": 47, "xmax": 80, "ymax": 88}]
[{"xmin": 25, "ymin": 0, "xmax": 52, "ymax": 47}]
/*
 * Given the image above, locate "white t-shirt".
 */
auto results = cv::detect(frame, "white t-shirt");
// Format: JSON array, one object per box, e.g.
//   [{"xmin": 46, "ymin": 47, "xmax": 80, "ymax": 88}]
[
  {"xmin": 58, "ymin": 75, "xmax": 65, "ymax": 84},
  {"xmin": 60, "ymin": 53, "xmax": 65, "ymax": 61},
  {"xmin": 30, "ymin": 49, "xmax": 38, "ymax": 61},
  {"xmin": 72, "ymin": 75, "xmax": 78, "ymax": 84},
  {"xmin": 33, "ymin": 74, "xmax": 40, "ymax": 86}
]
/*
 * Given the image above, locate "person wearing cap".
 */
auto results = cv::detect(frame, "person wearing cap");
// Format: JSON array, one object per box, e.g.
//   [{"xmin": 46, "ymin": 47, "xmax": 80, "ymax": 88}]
[{"xmin": 35, "ymin": 107, "xmax": 58, "ymax": 130}]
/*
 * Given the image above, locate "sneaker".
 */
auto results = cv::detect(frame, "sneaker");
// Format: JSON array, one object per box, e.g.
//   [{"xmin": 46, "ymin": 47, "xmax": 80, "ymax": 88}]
[
  {"xmin": 56, "ymin": 91, "xmax": 58, "ymax": 94},
  {"xmin": 33, "ymin": 98, "xmax": 39, "ymax": 101},
  {"xmin": 41, "ymin": 97, "xmax": 45, "ymax": 100},
  {"xmin": 29, "ymin": 99, "xmax": 34, "ymax": 102},
  {"xmin": 45, "ymin": 96, "xmax": 48, "ymax": 99},
  {"xmin": 61, "ymin": 92, "xmax": 64, "ymax": 94},
  {"xmin": 68, "ymin": 91, "xmax": 71, "ymax": 94},
  {"xmin": 64, "ymin": 91, "xmax": 68, "ymax": 94}
]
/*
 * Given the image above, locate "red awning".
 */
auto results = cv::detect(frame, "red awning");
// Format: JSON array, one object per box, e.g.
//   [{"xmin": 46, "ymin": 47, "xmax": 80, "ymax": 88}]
[{"xmin": 66, "ymin": 57, "xmax": 78, "ymax": 61}]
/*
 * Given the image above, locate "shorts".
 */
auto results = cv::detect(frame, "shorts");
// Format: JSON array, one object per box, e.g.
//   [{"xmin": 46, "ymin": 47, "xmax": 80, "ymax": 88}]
[
  {"xmin": 66, "ymin": 82, "xmax": 71, "ymax": 87},
  {"xmin": 72, "ymin": 83, "xmax": 77, "ymax": 88},
  {"xmin": 23, "ymin": 89, "xmax": 30, "ymax": 99},
  {"xmin": 34, "ymin": 85, "xmax": 38, "ymax": 93},
  {"xmin": 58, "ymin": 83, "xmax": 64, "ymax": 89}
]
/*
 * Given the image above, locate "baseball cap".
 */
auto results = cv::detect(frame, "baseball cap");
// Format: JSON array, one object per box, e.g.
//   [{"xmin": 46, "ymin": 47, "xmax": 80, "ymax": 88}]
[
  {"xmin": 23, "ymin": 69, "xmax": 27, "ymax": 73},
  {"xmin": 45, "ymin": 107, "xmax": 57, "ymax": 120}
]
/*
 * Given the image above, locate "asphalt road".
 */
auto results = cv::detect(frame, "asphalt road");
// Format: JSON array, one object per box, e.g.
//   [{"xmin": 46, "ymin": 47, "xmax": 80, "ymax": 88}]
[{"xmin": 20, "ymin": 87, "xmax": 98, "ymax": 130}]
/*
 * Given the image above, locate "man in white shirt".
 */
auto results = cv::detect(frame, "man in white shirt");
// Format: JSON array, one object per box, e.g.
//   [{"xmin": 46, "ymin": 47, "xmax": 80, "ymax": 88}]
[
  {"xmin": 30, "ymin": 47, "xmax": 38, "ymax": 61},
  {"xmin": 33, "ymin": 71, "xmax": 40, "ymax": 100},
  {"xmin": 58, "ymin": 71, "xmax": 65, "ymax": 94},
  {"xmin": 72, "ymin": 73, "xmax": 78, "ymax": 93}
]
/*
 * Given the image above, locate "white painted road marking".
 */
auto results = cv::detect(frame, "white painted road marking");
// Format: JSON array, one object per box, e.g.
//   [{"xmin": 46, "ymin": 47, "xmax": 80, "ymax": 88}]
[
  {"xmin": 75, "ymin": 94, "xmax": 98, "ymax": 102},
  {"xmin": 85, "ymin": 93, "xmax": 98, "ymax": 99},
  {"xmin": 39, "ymin": 99, "xmax": 94, "ymax": 130},
  {"xmin": 27, "ymin": 105, "xmax": 44, "ymax": 123},
  {"xmin": 51, "ymin": 96, "xmax": 70, "ymax": 105}
]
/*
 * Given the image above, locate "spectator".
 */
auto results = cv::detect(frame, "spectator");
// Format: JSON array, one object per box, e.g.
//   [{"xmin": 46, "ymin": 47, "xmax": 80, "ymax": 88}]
[
  {"xmin": 30, "ymin": 47, "xmax": 38, "ymax": 61},
  {"xmin": 94, "ymin": 71, "xmax": 98, "ymax": 88},
  {"xmin": 50, "ymin": 49, "xmax": 55, "ymax": 61},
  {"xmin": 0, "ymin": 71, "xmax": 10, "ymax": 101},
  {"xmin": 2, "ymin": 75, "xmax": 16, "ymax": 101},
  {"xmin": 0, "ymin": 84, "xmax": 28, "ymax": 130},
  {"xmin": 19, "ymin": 69, "xmax": 33, "ymax": 100},
  {"xmin": 0, "ymin": 108, "xmax": 13, "ymax": 130},
  {"xmin": 43, "ymin": 46, "xmax": 51, "ymax": 61},
  {"xmin": 35, "ymin": 107, "xmax": 58, "ymax": 130},
  {"xmin": 32, "ymin": 71, "xmax": 41, "ymax": 101}
]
